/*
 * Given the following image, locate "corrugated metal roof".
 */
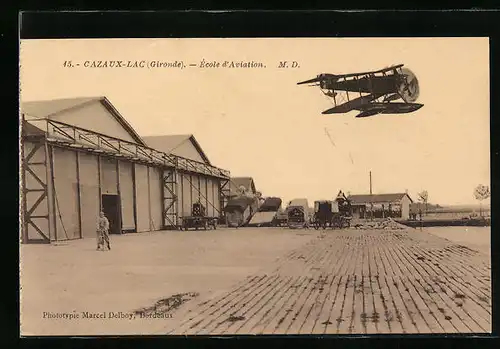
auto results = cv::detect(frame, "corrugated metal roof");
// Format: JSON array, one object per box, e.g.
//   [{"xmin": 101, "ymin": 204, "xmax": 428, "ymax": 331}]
[
  {"xmin": 22, "ymin": 97, "xmax": 101, "ymax": 118},
  {"xmin": 229, "ymin": 177, "xmax": 256, "ymax": 196},
  {"xmin": 142, "ymin": 134, "xmax": 211, "ymax": 164},
  {"xmin": 347, "ymin": 193, "xmax": 412, "ymax": 204},
  {"xmin": 20, "ymin": 96, "xmax": 146, "ymax": 146}
]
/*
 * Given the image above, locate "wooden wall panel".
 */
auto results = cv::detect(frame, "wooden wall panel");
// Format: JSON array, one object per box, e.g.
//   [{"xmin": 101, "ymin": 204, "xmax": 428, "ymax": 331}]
[
  {"xmin": 134, "ymin": 164, "xmax": 150, "ymax": 232},
  {"xmin": 177, "ymin": 174, "xmax": 184, "ymax": 220},
  {"xmin": 148, "ymin": 166, "xmax": 163, "ymax": 231},
  {"xmin": 78, "ymin": 152, "xmax": 100, "ymax": 239},
  {"xmin": 181, "ymin": 174, "xmax": 192, "ymax": 218},
  {"xmin": 52, "ymin": 147, "xmax": 80, "ymax": 240},
  {"xmin": 119, "ymin": 161, "xmax": 135, "ymax": 231}
]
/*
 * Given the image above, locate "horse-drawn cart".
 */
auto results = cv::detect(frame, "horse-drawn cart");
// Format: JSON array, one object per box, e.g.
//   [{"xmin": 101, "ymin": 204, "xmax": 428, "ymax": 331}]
[
  {"xmin": 182, "ymin": 202, "xmax": 218, "ymax": 231},
  {"xmin": 313, "ymin": 200, "xmax": 352, "ymax": 230},
  {"xmin": 312, "ymin": 200, "xmax": 334, "ymax": 230}
]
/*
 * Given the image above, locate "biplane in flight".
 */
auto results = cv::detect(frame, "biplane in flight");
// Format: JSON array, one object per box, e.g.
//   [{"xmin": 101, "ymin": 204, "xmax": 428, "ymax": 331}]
[{"xmin": 297, "ymin": 64, "xmax": 423, "ymax": 118}]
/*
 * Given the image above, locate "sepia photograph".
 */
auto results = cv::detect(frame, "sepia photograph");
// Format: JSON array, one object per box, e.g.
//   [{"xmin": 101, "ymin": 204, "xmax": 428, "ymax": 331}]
[{"xmin": 19, "ymin": 37, "xmax": 491, "ymax": 336}]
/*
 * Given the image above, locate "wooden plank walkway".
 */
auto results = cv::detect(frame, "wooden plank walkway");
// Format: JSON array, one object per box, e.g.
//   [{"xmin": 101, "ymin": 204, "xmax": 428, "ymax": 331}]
[{"xmin": 162, "ymin": 229, "xmax": 491, "ymax": 335}]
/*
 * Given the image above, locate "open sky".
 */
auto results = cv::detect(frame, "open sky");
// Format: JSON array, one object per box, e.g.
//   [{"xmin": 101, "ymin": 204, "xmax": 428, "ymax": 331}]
[{"xmin": 20, "ymin": 38, "xmax": 490, "ymax": 206}]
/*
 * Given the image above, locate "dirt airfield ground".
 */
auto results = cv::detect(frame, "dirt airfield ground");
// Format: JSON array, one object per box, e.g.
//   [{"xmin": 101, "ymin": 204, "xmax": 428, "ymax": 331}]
[{"xmin": 20, "ymin": 226, "xmax": 491, "ymax": 335}]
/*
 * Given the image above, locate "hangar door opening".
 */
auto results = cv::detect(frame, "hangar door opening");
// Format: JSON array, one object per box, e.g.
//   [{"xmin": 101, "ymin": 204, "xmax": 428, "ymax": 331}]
[{"xmin": 102, "ymin": 194, "xmax": 122, "ymax": 235}]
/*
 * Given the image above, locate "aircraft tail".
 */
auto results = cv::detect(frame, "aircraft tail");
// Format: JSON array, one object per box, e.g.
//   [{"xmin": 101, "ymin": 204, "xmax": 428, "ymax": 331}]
[{"xmin": 297, "ymin": 74, "xmax": 337, "ymax": 85}]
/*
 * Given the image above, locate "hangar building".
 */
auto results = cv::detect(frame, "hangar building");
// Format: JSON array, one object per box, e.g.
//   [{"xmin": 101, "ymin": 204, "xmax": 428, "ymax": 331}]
[{"xmin": 20, "ymin": 96, "xmax": 231, "ymax": 244}]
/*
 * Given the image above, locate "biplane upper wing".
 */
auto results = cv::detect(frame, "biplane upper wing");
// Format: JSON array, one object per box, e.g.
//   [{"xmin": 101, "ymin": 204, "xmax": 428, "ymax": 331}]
[
  {"xmin": 297, "ymin": 65, "xmax": 404, "ymax": 86},
  {"xmin": 321, "ymin": 92, "xmax": 385, "ymax": 114},
  {"xmin": 334, "ymin": 64, "xmax": 404, "ymax": 79}
]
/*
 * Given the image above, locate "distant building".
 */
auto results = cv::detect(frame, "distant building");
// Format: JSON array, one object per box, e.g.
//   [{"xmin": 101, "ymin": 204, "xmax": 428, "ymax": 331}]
[
  {"xmin": 347, "ymin": 193, "xmax": 413, "ymax": 220},
  {"xmin": 228, "ymin": 177, "xmax": 257, "ymax": 198},
  {"xmin": 223, "ymin": 177, "xmax": 260, "ymax": 224},
  {"xmin": 335, "ymin": 190, "xmax": 349, "ymax": 203},
  {"xmin": 335, "ymin": 190, "xmax": 351, "ymax": 216}
]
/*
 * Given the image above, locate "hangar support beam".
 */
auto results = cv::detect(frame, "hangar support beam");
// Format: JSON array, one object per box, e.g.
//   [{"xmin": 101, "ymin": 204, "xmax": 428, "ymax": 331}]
[
  {"xmin": 20, "ymin": 133, "xmax": 51, "ymax": 243},
  {"xmin": 24, "ymin": 118, "xmax": 230, "ymax": 179},
  {"xmin": 162, "ymin": 168, "xmax": 179, "ymax": 229},
  {"xmin": 219, "ymin": 178, "xmax": 231, "ymax": 223}
]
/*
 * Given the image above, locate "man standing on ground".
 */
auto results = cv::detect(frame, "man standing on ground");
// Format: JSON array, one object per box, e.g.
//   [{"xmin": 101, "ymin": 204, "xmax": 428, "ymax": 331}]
[{"xmin": 97, "ymin": 211, "xmax": 111, "ymax": 251}]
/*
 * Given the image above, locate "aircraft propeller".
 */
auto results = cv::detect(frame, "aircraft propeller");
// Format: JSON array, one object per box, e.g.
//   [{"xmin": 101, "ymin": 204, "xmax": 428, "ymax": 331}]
[{"xmin": 397, "ymin": 68, "xmax": 420, "ymax": 103}]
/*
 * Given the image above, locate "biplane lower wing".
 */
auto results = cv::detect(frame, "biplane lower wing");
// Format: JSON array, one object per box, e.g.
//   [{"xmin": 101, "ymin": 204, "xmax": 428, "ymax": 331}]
[
  {"xmin": 355, "ymin": 102, "xmax": 424, "ymax": 118},
  {"xmin": 321, "ymin": 93, "xmax": 385, "ymax": 114},
  {"xmin": 354, "ymin": 108, "xmax": 386, "ymax": 118}
]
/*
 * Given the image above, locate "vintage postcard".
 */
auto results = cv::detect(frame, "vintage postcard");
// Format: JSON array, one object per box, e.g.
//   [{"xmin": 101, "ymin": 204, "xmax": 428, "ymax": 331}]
[{"xmin": 19, "ymin": 38, "xmax": 491, "ymax": 336}]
